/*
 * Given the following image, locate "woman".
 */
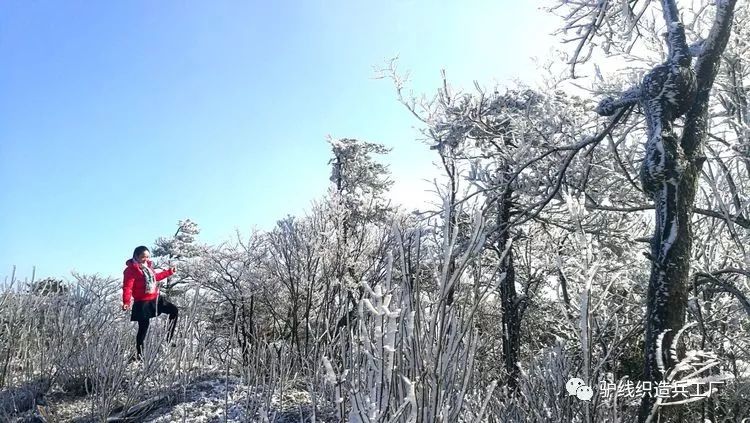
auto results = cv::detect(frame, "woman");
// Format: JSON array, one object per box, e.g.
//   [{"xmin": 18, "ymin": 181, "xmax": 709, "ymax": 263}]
[{"xmin": 122, "ymin": 246, "xmax": 178, "ymax": 359}]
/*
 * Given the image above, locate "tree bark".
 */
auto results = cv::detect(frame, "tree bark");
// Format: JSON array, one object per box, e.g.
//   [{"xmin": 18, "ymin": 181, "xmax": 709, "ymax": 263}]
[
  {"xmin": 637, "ymin": 1, "xmax": 738, "ymax": 421},
  {"xmin": 497, "ymin": 184, "xmax": 521, "ymax": 390}
]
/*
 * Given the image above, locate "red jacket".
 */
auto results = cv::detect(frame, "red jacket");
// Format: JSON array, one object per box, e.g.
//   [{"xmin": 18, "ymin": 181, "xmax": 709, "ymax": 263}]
[{"xmin": 122, "ymin": 259, "xmax": 175, "ymax": 305}]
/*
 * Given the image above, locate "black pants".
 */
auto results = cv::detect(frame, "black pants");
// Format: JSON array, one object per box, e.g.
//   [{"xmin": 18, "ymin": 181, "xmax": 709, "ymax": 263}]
[{"xmin": 134, "ymin": 296, "xmax": 178, "ymax": 357}]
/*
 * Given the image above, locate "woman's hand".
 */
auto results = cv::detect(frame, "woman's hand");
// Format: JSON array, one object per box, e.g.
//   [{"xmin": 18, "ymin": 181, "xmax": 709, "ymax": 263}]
[
  {"xmin": 122, "ymin": 303, "xmax": 131, "ymax": 311},
  {"xmin": 169, "ymin": 266, "xmax": 177, "ymax": 274}
]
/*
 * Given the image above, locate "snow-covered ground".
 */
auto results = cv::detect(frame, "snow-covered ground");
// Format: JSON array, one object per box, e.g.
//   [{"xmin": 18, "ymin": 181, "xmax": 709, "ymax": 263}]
[{"xmin": 6, "ymin": 371, "xmax": 336, "ymax": 423}]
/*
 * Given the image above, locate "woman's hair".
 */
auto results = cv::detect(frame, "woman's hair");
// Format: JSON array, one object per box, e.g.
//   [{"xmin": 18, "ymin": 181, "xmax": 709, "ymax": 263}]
[{"xmin": 133, "ymin": 246, "xmax": 150, "ymax": 260}]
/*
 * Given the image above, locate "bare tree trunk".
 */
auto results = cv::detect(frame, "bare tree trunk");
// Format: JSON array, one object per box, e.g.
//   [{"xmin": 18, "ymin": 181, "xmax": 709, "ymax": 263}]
[
  {"xmin": 497, "ymin": 184, "xmax": 520, "ymax": 390},
  {"xmin": 639, "ymin": 161, "xmax": 698, "ymax": 420},
  {"xmin": 443, "ymin": 153, "xmax": 459, "ymax": 307}
]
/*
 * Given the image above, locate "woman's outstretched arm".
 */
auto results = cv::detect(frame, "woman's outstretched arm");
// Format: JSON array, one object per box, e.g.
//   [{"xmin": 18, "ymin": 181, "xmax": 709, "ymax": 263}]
[{"xmin": 155, "ymin": 267, "xmax": 175, "ymax": 282}]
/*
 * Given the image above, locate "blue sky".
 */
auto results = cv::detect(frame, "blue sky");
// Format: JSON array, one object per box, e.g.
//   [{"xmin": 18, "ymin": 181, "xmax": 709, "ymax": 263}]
[{"xmin": 0, "ymin": 1, "xmax": 557, "ymax": 281}]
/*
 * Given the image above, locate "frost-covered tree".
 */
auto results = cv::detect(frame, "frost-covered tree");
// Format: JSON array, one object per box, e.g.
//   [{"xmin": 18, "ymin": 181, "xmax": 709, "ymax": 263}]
[
  {"xmin": 153, "ymin": 219, "xmax": 202, "ymax": 259},
  {"xmin": 192, "ymin": 232, "xmax": 265, "ymax": 366},
  {"xmin": 424, "ymin": 86, "xmax": 591, "ymax": 389},
  {"xmin": 328, "ymin": 137, "xmax": 393, "ymax": 232},
  {"xmin": 326, "ymin": 137, "xmax": 394, "ymax": 328},
  {"xmin": 553, "ymin": 0, "xmax": 742, "ymax": 419},
  {"xmin": 379, "ymin": 60, "xmax": 610, "ymax": 392},
  {"xmin": 28, "ymin": 277, "xmax": 68, "ymax": 296},
  {"xmin": 153, "ymin": 219, "xmax": 202, "ymax": 293}
]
